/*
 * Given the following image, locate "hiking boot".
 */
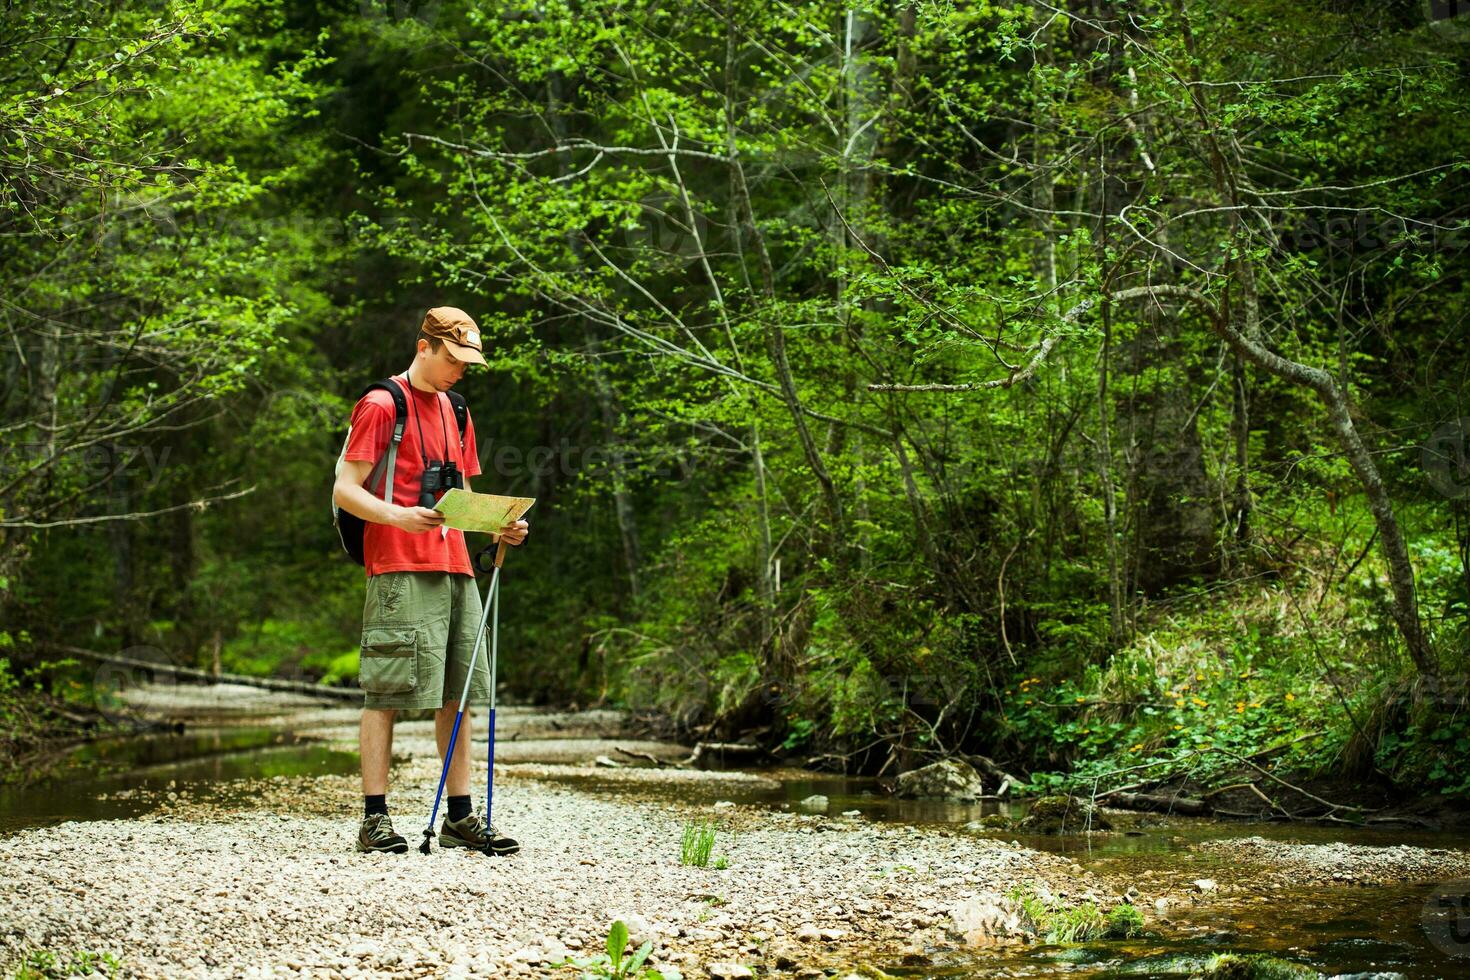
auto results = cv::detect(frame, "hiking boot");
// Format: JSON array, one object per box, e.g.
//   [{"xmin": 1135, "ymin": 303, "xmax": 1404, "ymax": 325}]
[
  {"xmin": 439, "ymin": 810, "xmax": 520, "ymax": 855},
  {"xmin": 357, "ymin": 812, "xmax": 408, "ymax": 854}
]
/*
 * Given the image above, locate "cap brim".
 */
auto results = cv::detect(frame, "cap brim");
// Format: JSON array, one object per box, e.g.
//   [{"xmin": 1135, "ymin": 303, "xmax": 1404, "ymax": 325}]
[{"xmin": 443, "ymin": 339, "xmax": 487, "ymax": 366}]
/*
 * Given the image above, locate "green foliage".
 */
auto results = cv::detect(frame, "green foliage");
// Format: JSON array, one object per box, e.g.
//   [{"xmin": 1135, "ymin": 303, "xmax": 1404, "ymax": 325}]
[
  {"xmin": 1006, "ymin": 885, "xmax": 1106, "ymax": 944},
  {"xmin": 1, "ymin": 0, "xmax": 1467, "ymax": 811},
  {"xmin": 679, "ymin": 819, "xmax": 717, "ymax": 868},
  {"xmin": 551, "ymin": 920, "xmax": 667, "ymax": 980},
  {"xmin": 220, "ymin": 618, "xmax": 356, "ymax": 683},
  {"xmin": 780, "ymin": 718, "xmax": 816, "ymax": 753},
  {"xmin": 1194, "ymin": 953, "xmax": 1317, "ymax": 980},
  {"xmin": 316, "ymin": 651, "xmax": 362, "ymax": 688},
  {"xmin": 1104, "ymin": 903, "xmax": 1145, "ymax": 940},
  {"xmin": 9, "ymin": 947, "xmax": 122, "ymax": 980},
  {"xmin": 1001, "ymin": 574, "xmax": 1470, "ymax": 800}
]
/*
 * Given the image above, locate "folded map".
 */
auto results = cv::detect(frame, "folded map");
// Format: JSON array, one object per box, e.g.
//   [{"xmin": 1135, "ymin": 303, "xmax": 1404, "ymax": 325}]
[{"xmin": 432, "ymin": 489, "xmax": 536, "ymax": 534}]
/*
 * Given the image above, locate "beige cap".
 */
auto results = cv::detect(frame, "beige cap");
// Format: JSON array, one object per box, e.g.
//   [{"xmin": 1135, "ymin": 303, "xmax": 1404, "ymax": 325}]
[{"xmin": 420, "ymin": 307, "xmax": 486, "ymax": 365}]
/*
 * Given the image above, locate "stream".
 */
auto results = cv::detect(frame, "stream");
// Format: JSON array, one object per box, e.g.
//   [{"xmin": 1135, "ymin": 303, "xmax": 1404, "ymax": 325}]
[{"xmin": 3, "ymin": 687, "xmax": 1467, "ymax": 979}]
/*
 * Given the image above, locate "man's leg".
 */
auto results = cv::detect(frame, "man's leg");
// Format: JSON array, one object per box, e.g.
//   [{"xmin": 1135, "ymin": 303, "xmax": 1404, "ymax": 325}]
[
  {"xmin": 356, "ymin": 706, "xmax": 408, "ymax": 853},
  {"xmin": 435, "ymin": 700, "xmax": 473, "ymax": 795},
  {"xmin": 361, "ymin": 707, "xmax": 396, "ymax": 797}
]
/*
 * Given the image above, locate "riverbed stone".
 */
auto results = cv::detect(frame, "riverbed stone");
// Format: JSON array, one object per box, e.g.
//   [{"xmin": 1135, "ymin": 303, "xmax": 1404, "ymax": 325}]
[
  {"xmin": 796, "ymin": 794, "xmax": 829, "ymax": 813},
  {"xmin": 945, "ymin": 897, "xmax": 1023, "ymax": 946},
  {"xmin": 894, "ymin": 758, "xmax": 986, "ymax": 801},
  {"xmin": 1017, "ymin": 794, "xmax": 1111, "ymax": 834}
]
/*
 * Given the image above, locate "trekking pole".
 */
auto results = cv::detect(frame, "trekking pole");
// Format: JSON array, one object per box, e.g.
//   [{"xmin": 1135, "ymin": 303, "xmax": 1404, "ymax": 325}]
[
  {"xmin": 485, "ymin": 538, "xmax": 504, "ymax": 834},
  {"xmin": 419, "ymin": 536, "xmax": 508, "ymax": 855}
]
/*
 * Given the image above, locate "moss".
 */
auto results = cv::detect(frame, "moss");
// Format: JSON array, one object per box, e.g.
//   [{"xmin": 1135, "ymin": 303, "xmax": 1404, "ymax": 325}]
[
  {"xmin": 1105, "ymin": 902, "xmax": 1145, "ymax": 939},
  {"xmin": 1193, "ymin": 953, "xmax": 1319, "ymax": 980},
  {"xmin": 1018, "ymin": 794, "xmax": 1111, "ymax": 833}
]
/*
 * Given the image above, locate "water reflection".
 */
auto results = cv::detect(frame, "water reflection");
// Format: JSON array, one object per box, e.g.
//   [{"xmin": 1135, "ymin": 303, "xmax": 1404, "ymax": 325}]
[{"xmin": 0, "ymin": 728, "xmax": 359, "ymax": 834}]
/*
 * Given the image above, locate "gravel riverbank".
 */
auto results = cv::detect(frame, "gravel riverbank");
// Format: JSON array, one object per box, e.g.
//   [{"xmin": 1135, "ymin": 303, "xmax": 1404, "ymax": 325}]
[
  {"xmin": 1, "ymin": 754, "xmax": 1087, "ymax": 980},
  {"xmin": 4, "ymin": 694, "xmax": 1469, "ymax": 979}
]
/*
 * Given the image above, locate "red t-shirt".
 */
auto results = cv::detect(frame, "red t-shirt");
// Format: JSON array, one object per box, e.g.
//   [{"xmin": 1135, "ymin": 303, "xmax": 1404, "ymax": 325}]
[{"xmin": 343, "ymin": 375, "xmax": 482, "ymax": 577}]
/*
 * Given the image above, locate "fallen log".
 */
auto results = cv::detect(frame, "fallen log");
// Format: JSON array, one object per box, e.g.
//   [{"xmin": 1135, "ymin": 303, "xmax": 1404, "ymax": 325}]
[
  {"xmin": 682, "ymin": 741, "xmax": 765, "ymax": 767},
  {"xmin": 49, "ymin": 644, "xmax": 360, "ymax": 702},
  {"xmin": 1099, "ymin": 790, "xmax": 1210, "ymax": 815},
  {"xmin": 614, "ymin": 746, "xmax": 667, "ymax": 768},
  {"xmin": 962, "ymin": 752, "xmax": 1023, "ymax": 798}
]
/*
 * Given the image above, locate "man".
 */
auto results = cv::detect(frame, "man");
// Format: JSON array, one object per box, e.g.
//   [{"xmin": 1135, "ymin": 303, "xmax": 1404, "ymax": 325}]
[{"xmin": 332, "ymin": 306, "xmax": 529, "ymax": 855}]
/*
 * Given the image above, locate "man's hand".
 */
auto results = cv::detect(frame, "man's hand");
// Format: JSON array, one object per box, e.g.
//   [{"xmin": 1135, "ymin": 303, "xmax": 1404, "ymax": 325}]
[
  {"xmin": 497, "ymin": 519, "xmax": 529, "ymax": 546},
  {"xmin": 393, "ymin": 505, "xmax": 447, "ymax": 533}
]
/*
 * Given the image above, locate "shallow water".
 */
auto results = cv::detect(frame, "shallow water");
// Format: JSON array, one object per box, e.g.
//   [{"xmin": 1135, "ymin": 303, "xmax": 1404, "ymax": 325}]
[
  {"xmin": 5, "ymin": 706, "xmax": 1469, "ymax": 978},
  {"xmin": 880, "ymin": 873, "xmax": 1468, "ymax": 979},
  {"xmin": 0, "ymin": 728, "xmax": 361, "ymax": 834}
]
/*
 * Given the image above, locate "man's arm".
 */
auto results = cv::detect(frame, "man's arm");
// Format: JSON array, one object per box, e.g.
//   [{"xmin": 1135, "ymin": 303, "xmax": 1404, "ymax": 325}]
[{"xmin": 334, "ymin": 458, "xmax": 444, "ymax": 533}]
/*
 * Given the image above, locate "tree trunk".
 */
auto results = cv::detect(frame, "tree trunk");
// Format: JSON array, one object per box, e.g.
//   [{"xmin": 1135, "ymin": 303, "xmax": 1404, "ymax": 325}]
[
  {"xmin": 1098, "ymin": 298, "xmax": 1125, "ymax": 643},
  {"xmin": 545, "ymin": 71, "xmax": 643, "ymax": 600},
  {"xmin": 1112, "ymin": 284, "xmax": 1439, "ymax": 677},
  {"xmin": 728, "ymin": 139, "xmax": 846, "ymax": 551}
]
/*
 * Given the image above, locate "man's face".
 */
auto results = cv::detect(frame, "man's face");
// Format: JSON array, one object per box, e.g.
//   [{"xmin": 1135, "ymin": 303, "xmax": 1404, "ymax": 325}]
[{"xmin": 416, "ymin": 339, "xmax": 468, "ymax": 391}]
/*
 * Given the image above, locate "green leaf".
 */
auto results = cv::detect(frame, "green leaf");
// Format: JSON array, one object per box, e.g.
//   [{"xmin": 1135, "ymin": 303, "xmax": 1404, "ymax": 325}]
[
  {"xmin": 625, "ymin": 940, "xmax": 654, "ymax": 976},
  {"xmin": 607, "ymin": 920, "xmax": 628, "ymax": 972}
]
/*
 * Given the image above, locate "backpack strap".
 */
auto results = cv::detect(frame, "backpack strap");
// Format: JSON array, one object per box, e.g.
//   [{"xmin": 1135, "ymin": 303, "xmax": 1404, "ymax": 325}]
[
  {"xmin": 446, "ymin": 389, "xmax": 469, "ymax": 454},
  {"xmin": 362, "ymin": 378, "xmax": 409, "ymax": 503}
]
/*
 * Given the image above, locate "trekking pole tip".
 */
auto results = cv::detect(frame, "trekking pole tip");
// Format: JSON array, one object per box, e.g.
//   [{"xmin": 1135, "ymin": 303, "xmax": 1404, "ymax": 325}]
[{"xmin": 419, "ymin": 830, "xmax": 433, "ymax": 855}]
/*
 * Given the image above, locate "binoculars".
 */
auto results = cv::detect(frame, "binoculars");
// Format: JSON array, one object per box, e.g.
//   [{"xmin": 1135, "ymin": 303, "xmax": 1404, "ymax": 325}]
[{"xmin": 418, "ymin": 459, "xmax": 463, "ymax": 509}]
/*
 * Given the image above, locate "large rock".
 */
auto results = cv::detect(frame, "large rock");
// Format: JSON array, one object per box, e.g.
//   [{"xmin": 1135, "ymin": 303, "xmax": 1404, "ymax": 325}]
[
  {"xmin": 894, "ymin": 758, "xmax": 986, "ymax": 801},
  {"xmin": 946, "ymin": 897, "xmax": 1024, "ymax": 946},
  {"xmin": 796, "ymin": 794, "xmax": 829, "ymax": 813},
  {"xmin": 1018, "ymin": 794, "xmax": 1111, "ymax": 834}
]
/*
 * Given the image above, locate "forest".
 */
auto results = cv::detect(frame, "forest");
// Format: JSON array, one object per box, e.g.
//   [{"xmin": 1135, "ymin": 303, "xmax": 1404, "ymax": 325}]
[{"xmin": 3, "ymin": 0, "xmax": 1469, "ymax": 808}]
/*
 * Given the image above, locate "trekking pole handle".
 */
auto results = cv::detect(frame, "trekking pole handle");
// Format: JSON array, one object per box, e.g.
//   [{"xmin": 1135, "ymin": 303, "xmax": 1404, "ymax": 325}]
[{"xmin": 474, "ymin": 535, "xmax": 513, "ymax": 574}]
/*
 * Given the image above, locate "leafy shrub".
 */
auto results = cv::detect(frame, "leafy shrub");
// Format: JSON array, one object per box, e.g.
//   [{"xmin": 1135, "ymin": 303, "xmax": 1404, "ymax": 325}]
[{"xmin": 1104, "ymin": 903, "xmax": 1145, "ymax": 939}]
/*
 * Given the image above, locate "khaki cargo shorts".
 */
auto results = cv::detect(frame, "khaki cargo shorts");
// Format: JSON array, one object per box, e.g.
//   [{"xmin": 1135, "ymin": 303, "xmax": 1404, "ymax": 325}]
[{"xmin": 358, "ymin": 571, "xmax": 491, "ymax": 710}]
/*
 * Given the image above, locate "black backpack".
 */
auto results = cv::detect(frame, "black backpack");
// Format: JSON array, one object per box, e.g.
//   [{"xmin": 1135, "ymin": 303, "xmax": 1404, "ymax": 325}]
[{"xmin": 332, "ymin": 376, "xmax": 469, "ymax": 565}]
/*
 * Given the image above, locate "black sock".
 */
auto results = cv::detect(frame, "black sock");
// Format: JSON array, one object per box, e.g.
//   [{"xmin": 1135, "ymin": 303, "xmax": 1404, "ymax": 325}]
[
  {"xmin": 364, "ymin": 794, "xmax": 388, "ymax": 819},
  {"xmin": 448, "ymin": 795, "xmax": 471, "ymax": 822}
]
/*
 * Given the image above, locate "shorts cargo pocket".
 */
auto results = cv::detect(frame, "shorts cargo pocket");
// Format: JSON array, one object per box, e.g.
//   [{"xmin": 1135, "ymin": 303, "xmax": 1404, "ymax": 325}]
[{"xmin": 359, "ymin": 625, "xmax": 418, "ymax": 694}]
